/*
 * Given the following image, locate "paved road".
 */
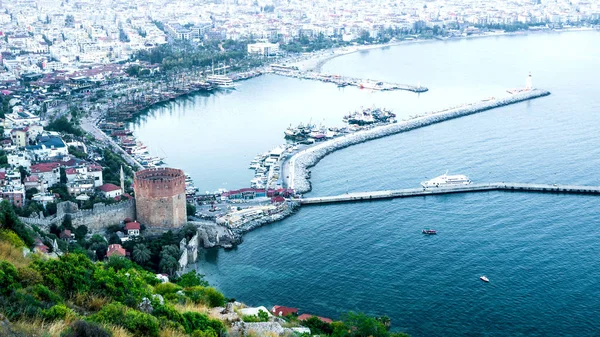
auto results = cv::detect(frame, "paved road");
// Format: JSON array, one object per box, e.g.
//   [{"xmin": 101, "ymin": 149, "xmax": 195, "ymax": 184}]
[{"xmin": 81, "ymin": 114, "xmax": 143, "ymax": 170}]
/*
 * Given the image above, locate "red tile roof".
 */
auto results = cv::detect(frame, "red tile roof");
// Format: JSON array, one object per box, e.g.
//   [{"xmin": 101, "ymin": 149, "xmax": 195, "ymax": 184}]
[
  {"xmin": 125, "ymin": 221, "xmax": 141, "ymax": 231},
  {"xmin": 271, "ymin": 306, "xmax": 298, "ymax": 316},
  {"xmin": 107, "ymin": 244, "xmax": 126, "ymax": 257},
  {"xmin": 99, "ymin": 183, "xmax": 121, "ymax": 192},
  {"xmin": 30, "ymin": 162, "xmax": 60, "ymax": 173},
  {"xmin": 297, "ymin": 314, "xmax": 333, "ymax": 323}
]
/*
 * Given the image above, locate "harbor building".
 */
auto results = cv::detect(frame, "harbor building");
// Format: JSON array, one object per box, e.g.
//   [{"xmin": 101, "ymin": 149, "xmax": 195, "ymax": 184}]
[{"xmin": 134, "ymin": 167, "xmax": 187, "ymax": 228}]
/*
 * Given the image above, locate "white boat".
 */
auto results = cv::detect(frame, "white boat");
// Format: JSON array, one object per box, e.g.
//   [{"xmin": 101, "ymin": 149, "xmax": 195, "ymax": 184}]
[
  {"xmin": 480, "ymin": 276, "xmax": 489, "ymax": 282},
  {"xmin": 421, "ymin": 171, "xmax": 472, "ymax": 188},
  {"xmin": 206, "ymin": 75, "xmax": 236, "ymax": 89}
]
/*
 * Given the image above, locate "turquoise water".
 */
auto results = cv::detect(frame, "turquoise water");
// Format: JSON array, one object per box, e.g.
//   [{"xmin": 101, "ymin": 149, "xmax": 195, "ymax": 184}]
[{"xmin": 132, "ymin": 31, "xmax": 600, "ymax": 336}]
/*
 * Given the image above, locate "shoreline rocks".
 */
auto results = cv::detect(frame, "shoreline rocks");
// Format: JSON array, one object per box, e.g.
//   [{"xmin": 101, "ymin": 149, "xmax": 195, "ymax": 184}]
[{"xmin": 290, "ymin": 89, "xmax": 551, "ymax": 194}]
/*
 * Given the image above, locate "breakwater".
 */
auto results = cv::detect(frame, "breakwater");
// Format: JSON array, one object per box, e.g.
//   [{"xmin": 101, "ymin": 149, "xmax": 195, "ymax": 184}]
[
  {"xmin": 299, "ymin": 182, "xmax": 600, "ymax": 205},
  {"xmin": 287, "ymin": 89, "xmax": 551, "ymax": 194}
]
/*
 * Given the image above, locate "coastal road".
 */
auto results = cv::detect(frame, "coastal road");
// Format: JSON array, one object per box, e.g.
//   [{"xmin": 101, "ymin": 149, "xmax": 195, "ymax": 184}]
[{"xmin": 81, "ymin": 114, "xmax": 144, "ymax": 170}]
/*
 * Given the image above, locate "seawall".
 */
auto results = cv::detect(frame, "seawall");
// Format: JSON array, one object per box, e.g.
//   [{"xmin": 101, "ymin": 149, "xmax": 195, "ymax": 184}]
[{"xmin": 288, "ymin": 89, "xmax": 551, "ymax": 194}]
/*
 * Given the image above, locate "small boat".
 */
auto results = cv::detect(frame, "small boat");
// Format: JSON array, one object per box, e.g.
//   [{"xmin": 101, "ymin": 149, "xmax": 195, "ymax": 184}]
[
  {"xmin": 480, "ymin": 276, "xmax": 489, "ymax": 282},
  {"xmin": 422, "ymin": 229, "xmax": 437, "ymax": 235}
]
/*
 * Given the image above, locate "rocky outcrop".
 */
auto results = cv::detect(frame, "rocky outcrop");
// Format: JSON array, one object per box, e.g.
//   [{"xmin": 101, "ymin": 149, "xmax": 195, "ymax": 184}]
[
  {"xmin": 230, "ymin": 202, "xmax": 301, "ymax": 235},
  {"xmin": 230, "ymin": 321, "xmax": 295, "ymax": 337},
  {"xmin": 190, "ymin": 221, "xmax": 242, "ymax": 249},
  {"xmin": 290, "ymin": 89, "xmax": 551, "ymax": 194}
]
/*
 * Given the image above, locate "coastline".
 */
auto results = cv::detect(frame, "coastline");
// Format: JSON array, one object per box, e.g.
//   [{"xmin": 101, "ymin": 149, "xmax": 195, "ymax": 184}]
[{"xmin": 289, "ymin": 27, "xmax": 596, "ymax": 72}]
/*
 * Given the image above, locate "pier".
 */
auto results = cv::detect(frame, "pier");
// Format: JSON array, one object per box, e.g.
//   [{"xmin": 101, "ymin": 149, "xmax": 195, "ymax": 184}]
[
  {"xmin": 271, "ymin": 70, "xmax": 428, "ymax": 93},
  {"xmin": 299, "ymin": 183, "xmax": 600, "ymax": 205},
  {"xmin": 285, "ymin": 88, "xmax": 551, "ymax": 194}
]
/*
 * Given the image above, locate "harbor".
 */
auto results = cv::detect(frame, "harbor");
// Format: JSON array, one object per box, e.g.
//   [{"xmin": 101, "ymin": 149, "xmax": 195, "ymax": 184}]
[
  {"xmin": 299, "ymin": 182, "xmax": 600, "ymax": 205},
  {"xmin": 269, "ymin": 64, "xmax": 428, "ymax": 93},
  {"xmin": 284, "ymin": 88, "xmax": 551, "ymax": 194}
]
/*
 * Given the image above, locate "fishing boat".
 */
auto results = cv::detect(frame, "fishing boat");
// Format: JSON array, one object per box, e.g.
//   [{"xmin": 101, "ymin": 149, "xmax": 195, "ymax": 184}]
[{"xmin": 422, "ymin": 229, "xmax": 437, "ymax": 235}]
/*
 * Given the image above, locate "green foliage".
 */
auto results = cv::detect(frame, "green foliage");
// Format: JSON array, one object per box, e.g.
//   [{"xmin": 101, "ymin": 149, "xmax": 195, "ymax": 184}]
[
  {"xmin": 342, "ymin": 312, "xmax": 389, "ymax": 337},
  {"xmin": 42, "ymin": 303, "xmax": 76, "ymax": 321},
  {"xmin": 33, "ymin": 253, "xmax": 97, "ymax": 297},
  {"xmin": 154, "ymin": 282, "xmax": 182, "ymax": 301},
  {"xmin": 26, "ymin": 284, "xmax": 63, "ymax": 304},
  {"xmin": 152, "ymin": 304, "xmax": 188, "ymax": 331},
  {"xmin": 132, "ymin": 243, "xmax": 151, "ymax": 265},
  {"xmin": 17, "ymin": 266, "xmax": 43, "ymax": 287},
  {"xmin": 182, "ymin": 312, "xmax": 224, "ymax": 334},
  {"xmin": 302, "ymin": 316, "xmax": 333, "ymax": 335},
  {"xmin": 159, "ymin": 245, "xmax": 180, "ymax": 275},
  {"xmin": 75, "ymin": 225, "xmax": 88, "ymax": 241},
  {"xmin": 186, "ymin": 203, "xmax": 196, "ymax": 216},
  {"xmin": 46, "ymin": 116, "xmax": 83, "ymax": 136},
  {"xmin": 105, "ymin": 256, "xmax": 134, "ymax": 271},
  {"xmin": 183, "ymin": 286, "xmax": 225, "ymax": 307},
  {"xmin": 93, "ymin": 266, "xmax": 153, "ymax": 305},
  {"xmin": 0, "ymin": 288, "xmax": 44, "ymax": 319},
  {"xmin": 68, "ymin": 145, "xmax": 87, "ymax": 159},
  {"xmin": 191, "ymin": 328, "xmax": 218, "ymax": 337},
  {"xmin": 0, "ymin": 229, "xmax": 26, "ymax": 247},
  {"xmin": 0, "ymin": 200, "xmax": 35, "ymax": 246},
  {"xmin": 0, "ymin": 260, "xmax": 20, "ymax": 295},
  {"xmin": 176, "ymin": 271, "xmax": 209, "ymax": 288},
  {"xmin": 91, "ymin": 301, "xmax": 160, "ymax": 336},
  {"xmin": 62, "ymin": 320, "xmax": 112, "ymax": 337},
  {"xmin": 258, "ymin": 309, "xmax": 269, "ymax": 322}
]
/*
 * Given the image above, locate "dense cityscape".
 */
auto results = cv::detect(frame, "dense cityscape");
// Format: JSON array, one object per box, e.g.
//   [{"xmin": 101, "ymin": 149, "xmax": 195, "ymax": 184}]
[{"xmin": 0, "ymin": 0, "xmax": 599, "ymax": 336}]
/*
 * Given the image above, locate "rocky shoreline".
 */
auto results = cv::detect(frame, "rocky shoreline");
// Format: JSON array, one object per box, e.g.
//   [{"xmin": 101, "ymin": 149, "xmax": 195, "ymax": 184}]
[{"xmin": 289, "ymin": 89, "xmax": 551, "ymax": 194}]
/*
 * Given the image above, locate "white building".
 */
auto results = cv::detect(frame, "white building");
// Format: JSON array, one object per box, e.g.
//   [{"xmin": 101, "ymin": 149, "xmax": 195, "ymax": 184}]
[{"xmin": 247, "ymin": 42, "xmax": 279, "ymax": 56}]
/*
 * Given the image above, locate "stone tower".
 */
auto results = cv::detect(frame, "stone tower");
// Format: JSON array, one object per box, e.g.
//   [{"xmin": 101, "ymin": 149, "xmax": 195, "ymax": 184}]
[{"xmin": 134, "ymin": 168, "xmax": 187, "ymax": 228}]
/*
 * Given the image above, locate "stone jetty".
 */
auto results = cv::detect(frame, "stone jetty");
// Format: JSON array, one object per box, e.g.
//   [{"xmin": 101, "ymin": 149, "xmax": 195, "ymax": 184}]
[{"xmin": 288, "ymin": 89, "xmax": 551, "ymax": 194}]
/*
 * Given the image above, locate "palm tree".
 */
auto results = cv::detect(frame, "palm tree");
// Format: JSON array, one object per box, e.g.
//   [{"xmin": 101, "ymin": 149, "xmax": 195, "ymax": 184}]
[{"xmin": 132, "ymin": 243, "xmax": 151, "ymax": 265}]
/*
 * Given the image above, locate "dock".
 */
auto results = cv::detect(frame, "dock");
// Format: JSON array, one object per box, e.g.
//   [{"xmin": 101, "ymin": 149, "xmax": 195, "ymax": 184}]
[
  {"xmin": 271, "ymin": 70, "xmax": 427, "ymax": 93},
  {"xmin": 299, "ymin": 183, "xmax": 600, "ymax": 205}
]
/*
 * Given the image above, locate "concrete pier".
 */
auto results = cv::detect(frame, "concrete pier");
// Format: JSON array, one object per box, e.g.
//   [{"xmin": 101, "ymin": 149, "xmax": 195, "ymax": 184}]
[
  {"xmin": 271, "ymin": 70, "xmax": 428, "ymax": 93},
  {"xmin": 299, "ymin": 183, "xmax": 600, "ymax": 205},
  {"xmin": 286, "ymin": 89, "xmax": 551, "ymax": 194}
]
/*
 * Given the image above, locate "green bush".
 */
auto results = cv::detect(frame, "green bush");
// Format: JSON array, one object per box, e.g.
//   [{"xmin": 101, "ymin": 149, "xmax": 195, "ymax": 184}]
[
  {"xmin": 42, "ymin": 303, "xmax": 76, "ymax": 321},
  {"xmin": 90, "ymin": 301, "xmax": 159, "ymax": 337},
  {"xmin": 152, "ymin": 304, "xmax": 188, "ymax": 331},
  {"xmin": 154, "ymin": 282, "xmax": 182, "ymax": 301},
  {"xmin": 176, "ymin": 271, "xmax": 209, "ymax": 288},
  {"xmin": 0, "ymin": 289, "xmax": 43, "ymax": 320},
  {"xmin": 33, "ymin": 253, "xmax": 96, "ymax": 297},
  {"xmin": 123, "ymin": 310, "xmax": 160, "ymax": 337},
  {"xmin": 26, "ymin": 284, "xmax": 63, "ymax": 304},
  {"xmin": 0, "ymin": 229, "xmax": 25, "ymax": 247},
  {"xmin": 183, "ymin": 286, "xmax": 225, "ymax": 307},
  {"xmin": 183, "ymin": 312, "xmax": 224, "ymax": 334},
  {"xmin": 0, "ymin": 260, "xmax": 20, "ymax": 295},
  {"xmin": 17, "ymin": 266, "xmax": 43, "ymax": 287},
  {"xmin": 191, "ymin": 327, "xmax": 218, "ymax": 337},
  {"xmin": 62, "ymin": 320, "xmax": 112, "ymax": 337}
]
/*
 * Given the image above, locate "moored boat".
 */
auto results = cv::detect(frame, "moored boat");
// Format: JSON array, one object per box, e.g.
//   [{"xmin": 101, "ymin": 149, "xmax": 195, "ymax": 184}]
[{"xmin": 421, "ymin": 171, "xmax": 472, "ymax": 188}]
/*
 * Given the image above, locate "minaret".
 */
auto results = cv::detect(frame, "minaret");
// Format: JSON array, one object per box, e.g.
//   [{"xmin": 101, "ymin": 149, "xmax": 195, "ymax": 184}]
[
  {"xmin": 525, "ymin": 72, "xmax": 533, "ymax": 90},
  {"xmin": 120, "ymin": 165, "xmax": 125, "ymax": 192}
]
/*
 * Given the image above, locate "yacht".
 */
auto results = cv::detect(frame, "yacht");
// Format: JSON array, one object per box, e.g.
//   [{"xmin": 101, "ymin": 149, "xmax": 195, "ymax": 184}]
[
  {"xmin": 421, "ymin": 171, "xmax": 472, "ymax": 188},
  {"xmin": 480, "ymin": 276, "xmax": 489, "ymax": 282}
]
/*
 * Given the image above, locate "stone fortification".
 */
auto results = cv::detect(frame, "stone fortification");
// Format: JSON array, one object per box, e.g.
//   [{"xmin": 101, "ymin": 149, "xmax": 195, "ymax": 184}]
[
  {"xmin": 19, "ymin": 200, "xmax": 135, "ymax": 231},
  {"xmin": 289, "ymin": 89, "xmax": 551, "ymax": 194},
  {"xmin": 134, "ymin": 167, "xmax": 187, "ymax": 228}
]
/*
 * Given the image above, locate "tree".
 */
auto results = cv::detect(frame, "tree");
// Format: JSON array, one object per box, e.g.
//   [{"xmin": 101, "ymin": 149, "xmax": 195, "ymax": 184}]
[
  {"xmin": 177, "ymin": 271, "xmax": 209, "ymax": 288},
  {"xmin": 342, "ymin": 312, "xmax": 388, "ymax": 337},
  {"xmin": 60, "ymin": 167, "xmax": 68, "ymax": 184},
  {"xmin": 186, "ymin": 203, "xmax": 197, "ymax": 216},
  {"xmin": 132, "ymin": 243, "xmax": 151, "ymax": 265},
  {"xmin": 74, "ymin": 225, "xmax": 88, "ymax": 241}
]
